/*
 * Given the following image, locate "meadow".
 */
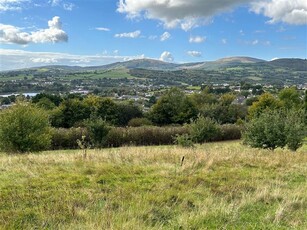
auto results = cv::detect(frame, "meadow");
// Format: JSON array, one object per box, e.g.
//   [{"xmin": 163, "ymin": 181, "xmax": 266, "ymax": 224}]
[{"xmin": 0, "ymin": 141, "xmax": 306, "ymax": 229}]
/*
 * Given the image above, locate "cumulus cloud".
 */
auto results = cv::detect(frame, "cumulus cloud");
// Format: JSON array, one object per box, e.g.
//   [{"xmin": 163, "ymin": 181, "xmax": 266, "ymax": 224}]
[
  {"xmin": 160, "ymin": 51, "xmax": 174, "ymax": 62},
  {"xmin": 189, "ymin": 35, "xmax": 206, "ymax": 43},
  {"xmin": 117, "ymin": 0, "xmax": 250, "ymax": 30},
  {"xmin": 0, "ymin": 16, "xmax": 68, "ymax": 44},
  {"xmin": 187, "ymin": 51, "xmax": 202, "ymax": 57},
  {"xmin": 0, "ymin": 48, "xmax": 147, "ymax": 70},
  {"xmin": 160, "ymin": 32, "xmax": 171, "ymax": 41},
  {"xmin": 114, "ymin": 30, "xmax": 141, "ymax": 38},
  {"xmin": 118, "ymin": 0, "xmax": 307, "ymax": 29},
  {"xmin": 0, "ymin": 0, "xmax": 29, "ymax": 11},
  {"xmin": 251, "ymin": 0, "xmax": 307, "ymax": 25}
]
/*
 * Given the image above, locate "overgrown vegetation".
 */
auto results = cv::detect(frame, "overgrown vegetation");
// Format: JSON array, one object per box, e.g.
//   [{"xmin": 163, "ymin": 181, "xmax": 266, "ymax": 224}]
[
  {"xmin": 0, "ymin": 87, "xmax": 306, "ymax": 152},
  {"xmin": 243, "ymin": 109, "xmax": 306, "ymax": 151},
  {"xmin": 0, "ymin": 142, "xmax": 306, "ymax": 229},
  {"xmin": 0, "ymin": 102, "xmax": 51, "ymax": 153}
]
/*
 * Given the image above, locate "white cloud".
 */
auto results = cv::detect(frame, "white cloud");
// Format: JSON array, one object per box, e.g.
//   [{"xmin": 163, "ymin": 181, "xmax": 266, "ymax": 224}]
[
  {"xmin": 31, "ymin": 57, "xmax": 58, "ymax": 64},
  {"xmin": 160, "ymin": 32, "xmax": 171, "ymax": 41},
  {"xmin": 251, "ymin": 0, "xmax": 307, "ymax": 25},
  {"xmin": 241, "ymin": 39, "xmax": 271, "ymax": 46},
  {"xmin": 160, "ymin": 51, "xmax": 174, "ymax": 62},
  {"xmin": 114, "ymin": 30, "xmax": 141, "ymax": 38},
  {"xmin": 63, "ymin": 3, "xmax": 74, "ymax": 11},
  {"xmin": 117, "ymin": 0, "xmax": 250, "ymax": 30},
  {"xmin": 50, "ymin": 0, "xmax": 61, "ymax": 7},
  {"xmin": 96, "ymin": 27, "xmax": 110, "ymax": 32},
  {"xmin": 0, "ymin": 16, "xmax": 68, "ymax": 44},
  {"xmin": 189, "ymin": 36, "xmax": 206, "ymax": 43},
  {"xmin": 0, "ymin": 0, "xmax": 29, "ymax": 11},
  {"xmin": 187, "ymin": 51, "xmax": 202, "ymax": 57},
  {"xmin": 50, "ymin": 0, "xmax": 74, "ymax": 11},
  {"xmin": 0, "ymin": 48, "xmax": 147, "ymax": 70},
  {"xmin": 222, "ymin": 38, "xmax": 227, "ymax": 44}
]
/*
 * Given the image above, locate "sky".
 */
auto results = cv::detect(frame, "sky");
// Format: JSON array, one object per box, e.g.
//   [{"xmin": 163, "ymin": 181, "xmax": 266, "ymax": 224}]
[{"xmin": 0, "ymin": 0, "xmax": 306, "ymax": 70}]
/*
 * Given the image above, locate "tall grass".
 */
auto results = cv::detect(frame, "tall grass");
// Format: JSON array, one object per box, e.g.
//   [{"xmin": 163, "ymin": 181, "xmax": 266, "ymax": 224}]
[{"xmin": 0, "ymin": 141, "xmax": 306, "ymax": 229}]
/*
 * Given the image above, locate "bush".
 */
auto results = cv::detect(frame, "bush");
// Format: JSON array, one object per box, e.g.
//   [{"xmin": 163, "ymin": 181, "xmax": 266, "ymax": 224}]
[
  {"xmin": 51, "ymin": 127, "xmax": 89, "ymax": 150},
  {"xmin": 285, "ymin": 110, "xmax": 306, "ymax": 151},
  {"xmin": 213, "ymin": 124, "xmax": 243, "ymax": 141},
  {"xmin": 84, "ymin": 118, "xmax": 110, "ymax": 148},
  {"xmin": 243, "ymin": 109, "xmax": 306, "ymax": 151},
  {"xmin": 0, "ymin": 103, "xmax": 51, "ymax": 153},
  {"xmin": 128, "ymin": 118, "xmax": 153, "ymax": 127},
  {"xmin": 105, "ymin": 126, "xmax": 188, "ymax": 147},
  {"xmin": 188, "ymin": 116, "xmax": 221, "ymax": 143},
  {"xmin": 174, "ymin": 134, "xmax": 194, "ymax": 148}
]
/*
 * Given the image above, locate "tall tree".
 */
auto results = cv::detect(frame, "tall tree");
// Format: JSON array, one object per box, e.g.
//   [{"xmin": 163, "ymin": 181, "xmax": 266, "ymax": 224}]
[{"xmin": 149, "ymin": 88, "xmax": 198, "ymax": 125}]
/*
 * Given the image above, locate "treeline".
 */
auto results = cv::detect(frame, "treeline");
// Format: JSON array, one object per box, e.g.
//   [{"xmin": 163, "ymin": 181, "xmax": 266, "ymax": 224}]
[
  {"xmin": 28, "ymin": 88, "xmax": 248, "ymax": 128},
  {"xmin": 0, "ymin": 87, "xmax": 306, "ymax": 153}
]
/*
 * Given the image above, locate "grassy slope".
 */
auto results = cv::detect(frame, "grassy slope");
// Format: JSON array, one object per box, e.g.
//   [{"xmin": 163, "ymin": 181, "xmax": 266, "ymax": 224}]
[{"xmin": 0, "ymin": 141, "xmax": 306, "ymax": 229}]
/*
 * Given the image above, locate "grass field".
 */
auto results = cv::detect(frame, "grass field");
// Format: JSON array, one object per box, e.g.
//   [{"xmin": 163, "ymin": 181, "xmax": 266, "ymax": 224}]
[{"xmin": 0, "ymin": 141, "xmax": 306, "ymax": 229}]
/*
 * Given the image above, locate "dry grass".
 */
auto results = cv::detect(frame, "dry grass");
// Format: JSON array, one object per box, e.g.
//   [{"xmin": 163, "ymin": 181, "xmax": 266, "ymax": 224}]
[{"xmin": 0, "ymin": 141, "xmax": 306, "ymax": 229}]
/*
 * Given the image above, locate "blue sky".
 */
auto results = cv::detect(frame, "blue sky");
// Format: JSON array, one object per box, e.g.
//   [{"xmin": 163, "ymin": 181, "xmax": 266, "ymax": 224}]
[{"xmin": 0, "ymin": 0, "xmax": 306, "ymax": 70}]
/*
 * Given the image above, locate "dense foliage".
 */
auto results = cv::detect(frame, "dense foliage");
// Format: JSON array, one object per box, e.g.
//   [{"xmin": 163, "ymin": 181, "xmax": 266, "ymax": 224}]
[
  {"xmin": 0, "ymin": 86, "xmax": 305, "ymax": 152},
  {"xmin": 0, "ymin": 103, "xmax": 51, "ymax": 153},
  {"xmin": 243, "ymin": 109, "xmax": 306, "ymax": 151}
]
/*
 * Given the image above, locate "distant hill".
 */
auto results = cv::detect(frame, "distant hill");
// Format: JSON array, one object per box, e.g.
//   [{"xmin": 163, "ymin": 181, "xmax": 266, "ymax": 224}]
[
  {"xmin": 193, "ymin": 56, "xmax": 266, "ymax": 70},
  {"xmin": 268, "ymin": 58, "xmax": 307, "ymax": 71},
  {"xmin": 84, "ymin": 58, "xmax": 180, "ymax": 71},
  {"xmin": 1, "ymin": 56, "xmax": 306, "ymax": 75}
]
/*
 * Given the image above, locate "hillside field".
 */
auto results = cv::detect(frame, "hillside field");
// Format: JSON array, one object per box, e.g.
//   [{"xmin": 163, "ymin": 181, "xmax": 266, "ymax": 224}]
[{"xmin": 0, "ymin": 141, "xmax": 306, "ymax": 229}]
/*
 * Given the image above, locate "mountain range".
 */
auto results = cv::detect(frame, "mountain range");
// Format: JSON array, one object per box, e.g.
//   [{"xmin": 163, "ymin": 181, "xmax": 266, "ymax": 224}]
[{"xmin": 2, "ymin": 56, "xmax": 306, "ymax": 73}]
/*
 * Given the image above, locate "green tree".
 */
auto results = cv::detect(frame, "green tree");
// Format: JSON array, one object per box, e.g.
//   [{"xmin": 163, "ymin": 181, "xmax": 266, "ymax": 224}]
[
  {"xmin": 243, "ymin": 109, "xmax": 305, "ymax": 151},
  {"xmin": 55, "ymin": 99, "xmax": 91, "ymax": 128},
  {"xmin": 248, "ymin": 93, "xmax": 281, "ymax": 119},
  {"xmin": 278, "ymin": 87, "xmax": 302, "ymax": 109},
  {"xmin": 36, "ymin": 97, "xmax": 56, "ymax": 110},
  {"xmin": 95, "ymin": 98, "xmax": 119, "ymax": 125},
  {"xmin": 149, "ymin": 88, "xmax": 198, "ymax": 125},
  {"xmin": 0, "ymin": 103, "xmax": 51, "ymax": 153},
  {"xmin": 115, "ymin": 102, "xmax": 143, "ymax": 126},
  {"xmin": 219, "ymin": 93, "xmax": 236, "ymax": 106},
  {"xmin": 32, "ymin": 93, "xmax": 62, "ymax": 106}
]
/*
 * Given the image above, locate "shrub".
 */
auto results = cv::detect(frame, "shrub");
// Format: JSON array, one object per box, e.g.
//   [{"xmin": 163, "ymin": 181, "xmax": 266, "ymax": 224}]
[
  {"xmin": 51, "ymin": 127, "xmax": 88, "ymax": 150},
  {"xmin": 284, "ymin": 110, "xmax": 306, "ymax": 151},
  {"xmin": 128, "ymin": 118, "xmax": 153, "ymax": 127},
  {"xmin": 213, "ymin": 124, "xmax": 243, "ymax": 141},
  {"xmin": 105, "ymin": 126, "xmax": 188, "ymax": 147},
  {"xmin": 188, "ymin": 115, "xmax": 221, "ymax": 143},
  {"xmin": 84, "ymin": 118, "xmax": 110, "ymax": 148},
  {"xmin": 0, "ymin": 103, "xmax": 51, "ymax": 153},
  {"xmin": 174, "ymin": 134, "xmax": 194, "ymax": 148},
  {"xmin": 243, "ymin": 109, "xmax": 305, "ymax": 151}
]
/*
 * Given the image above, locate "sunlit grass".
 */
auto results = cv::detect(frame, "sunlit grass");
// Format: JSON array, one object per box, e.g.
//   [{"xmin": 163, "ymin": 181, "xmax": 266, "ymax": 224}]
[{"xmin": 0, "ymin": 141, "xmax": 306, "ymax": 229}]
